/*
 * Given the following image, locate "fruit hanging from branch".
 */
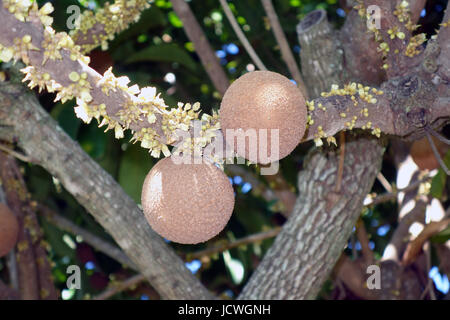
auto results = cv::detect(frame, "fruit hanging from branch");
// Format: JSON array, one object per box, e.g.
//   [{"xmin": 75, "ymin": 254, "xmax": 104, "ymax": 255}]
[
  {"xmin": 141, "ymin": 157, "xmax": 235, "ymax": 244},
  {"xmin": 219, "ymin": 71, "xmax": 307, "ymax": 164},
  {"xmin": 410, "ymin": 136, "xmax": 449, "ymax": 171},
  {"xmin": 0, "ymin": 203, "xmax": 19, "ymax": 257}
]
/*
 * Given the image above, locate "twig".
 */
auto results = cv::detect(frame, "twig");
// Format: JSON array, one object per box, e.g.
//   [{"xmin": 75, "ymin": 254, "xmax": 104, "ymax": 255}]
[
  {"xmin": 219, "ymin": 0, "xmax": 267, "ymax": 71},
  {"xmin": 261, "ymin": 0, "xmax": 308, "ymax": 98},
  {"xmin": 364, "ymin": 174, "xmax": 431, "ymax": 207},
  {"xmin": 426, "ymin": 126, "xmax": 450, "ymax": 146},
  {"xmin": 420, "ymin": 242, "xmax": 437, "ymax": 300},
  {"xmin": 355, "ymin": 217, "xmax": 374, "ymax": 265},
  {"xmin": 38, "ymin": 205, "xmax": 137, "ymax": 270},
  {"xmin": 426, "ymin": 132, "xmax": 450, "ymax": 175},
  {"xmin": 171, "ymin": 0, "xmax": 229, "ymax": 95},
  {"xmin": 377, "ymin": 172, "xmax": 392, "ymax": 193},
  {"xmin": 186, "ymin": 227, "xmax": 281, "ymax": 261},
  {"xmin": 0, "ymin": 144, "xmax": 33, "ymax": 163},
  {"xmin": 93, "ymin": 274, "xmax": 146, "ymax": 300},
  {"xmin": 226, "ymin": 165, "xmax": 296, "ymax": 217},
  {"xmin": 402, "ymin": 218, "xmax": 450, "ymax": 266}
]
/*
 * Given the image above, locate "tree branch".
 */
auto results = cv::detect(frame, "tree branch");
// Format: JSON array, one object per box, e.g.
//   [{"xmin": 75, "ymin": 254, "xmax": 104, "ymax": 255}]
[
  {"xmin": 171, "ymin": 0, "xmax": 229, "ymax": 96},
  {"xmin": 261, "ymin": 0, "xmax": 308, "ymax": 98},
  {"xmin": 70, "ymin": 0, "xmax": 151, "ymax": 53},
  {"xmin": 437, "ymin": 1, "xmax": 450, "ymax": 80},
  {"xmin": 186, "ymin": 227, "xmax": 281, "ymax": 262},
  {"xmin": 0, "ymin": 77, "xmax": 213, "ymax": 300},
  {"xmin": 38, "ymin": 205, "xmax": 136, "ymax": 270},
  {"xmin": 219, "ymin": 0, "xmax": 267, "ymax": 71},
  {"xmin": 402, "ymin": 218, "xmax": 450, "ymax": 266},
  {"xmin": 94, "ymin": 274, "xmax": 146, "ymax": 300},
  {"xmin": 239, "ymin": 134, "xmax": 385, "ymax": 299},
  {"xmin": 239, "ymin": 9, "xmax": 386, "ymax": 299}
]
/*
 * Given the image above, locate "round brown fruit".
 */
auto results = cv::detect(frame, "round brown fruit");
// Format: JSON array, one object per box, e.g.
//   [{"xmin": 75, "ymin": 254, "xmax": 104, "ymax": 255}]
[
  {"xmin": 410, "ymin": 136, "xmax": 449, "ymax": 171},
  {"xmin": 219, "ymin": 71, "xmax": 307, "ymax": 164},
  {"xmin": 141, "ymin": 157, "xmax": 235, "ymax": 244},
  {"xmin": 0, "ymin": 203, "xmax": 19, "ymax": 257}
]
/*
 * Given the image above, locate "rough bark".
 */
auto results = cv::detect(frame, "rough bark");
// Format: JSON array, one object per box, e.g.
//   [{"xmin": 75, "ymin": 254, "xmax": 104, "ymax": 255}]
[
  {"xmin": 239, "ymin": 134, "xmax": 384, "ymax": 299},
  {"xmin": 240, "ymin": 9, "xmax": 386, "ymax": 299},
  {"xmin": 296, "ymin": 10, "xmax": 345, "ymax": 98},
  {"xmin": 0, "ymin": 71, "xmax": 213, "ymax": 300}
]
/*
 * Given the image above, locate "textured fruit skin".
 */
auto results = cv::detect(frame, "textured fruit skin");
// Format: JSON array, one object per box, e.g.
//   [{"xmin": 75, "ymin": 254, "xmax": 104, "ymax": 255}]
[
  {"xmin": 219, "ymin": 71, "xmax": 307, "ymax": 164},
  {"xmin": 411, "ymin": 136, "xmax": 449, "ymax": 171},
  {"xmin": 141, "ymin": 157, "xmax": 235, "ymax": 244},
  {"xmin": 0, "ymin": 203, "xmax": 19, "ymax": 257}
]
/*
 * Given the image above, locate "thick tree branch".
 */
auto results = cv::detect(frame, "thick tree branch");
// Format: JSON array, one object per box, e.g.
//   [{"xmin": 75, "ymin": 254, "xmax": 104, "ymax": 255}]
[
  {"xmin": 339, "ymin": 8, "xmax": 385, "ymax": 86},
  {"xmin": 239, "ymin": 9, "xmax": 386, "ymax": 299},
  {"xmin": 0, "ymin": 78, "xmax": 213, "ymax": 300},
  {"xmin": 239, "ymin": 134, "xmax": 385, "ymax": 299},
  {"xmin": 1, "ymin": 1, "xmax": 448, "ymax": 162},
  {"xmin": 360, "ymin": 0, "xmax": 422, "ymax": 78},
  {"xmin": 437, "ymin": 1, "xmax": 450, "ymax": 80},
  {"xmin": 296, "ymin": 10, "xmax": 344, "ymax": 99}
]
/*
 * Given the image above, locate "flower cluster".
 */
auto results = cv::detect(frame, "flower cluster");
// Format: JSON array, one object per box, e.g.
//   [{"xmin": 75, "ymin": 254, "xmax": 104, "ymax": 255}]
[
  {"xmin": 308, "ymin": 83, "xmax": 384, "ymax": 146},
  {"xmin": 0, "ymin": 1, "xmax": 217, "ymax": 161},
  {"xmin": 393, "ymin": 1, "xmax": 418, "ymax": 32},
  {"xmin": 70, "ymin": 0, "xmax": 151, "ymax": 53}
]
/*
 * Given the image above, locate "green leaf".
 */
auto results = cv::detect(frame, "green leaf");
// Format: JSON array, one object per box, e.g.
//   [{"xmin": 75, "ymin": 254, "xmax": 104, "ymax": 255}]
[
  {"xmin": 125, "ymin": 43, "xmax": 198, "ymax": 72},
  {"xmin": 118, "ymin": 143, "xmax": 155, "ymax": 203},
  {"xmin": 430, "ymin": 169, "xmax": 446, "ymax": 198},
  {"xmin": 168, "ymin": 11, "xmax": 183, "ymax": 28},
  {"xmin": 78, "ymin": 123, "xmax": 107, "ymax": 159},
  {"xmin": 109, "ymin": 7, "xmax": 167, "ymax": 49},
  {"xmin": 50, "ymin": 101, "xmax": 80, "ymax": 139},
  {"xmin": 41, "ymin": 219, "xmax": 76, "ymax": 261},
  {"xmin": 430, "ymin": 149, "xmax": 450, "ymax": 198},
  {"xmin": 430, "ymin": 226, "xmax": 450, "ymax": 244}
]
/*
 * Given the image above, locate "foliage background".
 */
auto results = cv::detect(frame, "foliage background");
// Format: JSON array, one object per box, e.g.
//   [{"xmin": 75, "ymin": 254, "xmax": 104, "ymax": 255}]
[{"xmin": 1, "ymin": 0, "xmax": 448, "ymax": 299}]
